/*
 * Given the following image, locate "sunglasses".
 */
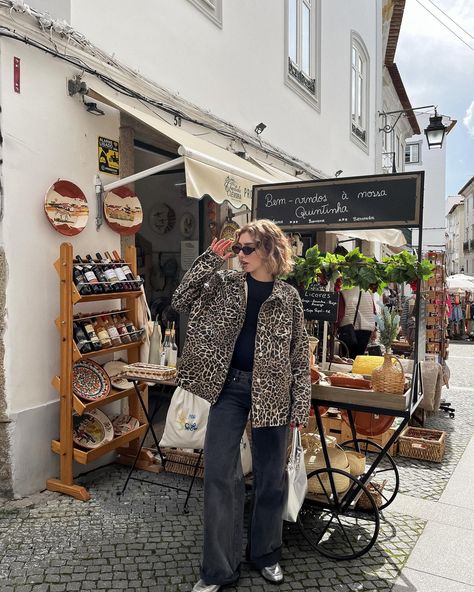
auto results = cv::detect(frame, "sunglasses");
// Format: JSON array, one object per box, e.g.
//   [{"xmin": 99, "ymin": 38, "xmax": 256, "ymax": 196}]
[{"xmin": 231, "ymin": 244, "xmax": 257, "ymax": 256}]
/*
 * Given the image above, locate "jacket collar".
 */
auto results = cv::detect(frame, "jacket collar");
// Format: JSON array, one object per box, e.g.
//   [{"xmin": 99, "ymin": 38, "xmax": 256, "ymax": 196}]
[{"xmin": 229, "ymin": 271, "xmax": 286, "ymax": 302}]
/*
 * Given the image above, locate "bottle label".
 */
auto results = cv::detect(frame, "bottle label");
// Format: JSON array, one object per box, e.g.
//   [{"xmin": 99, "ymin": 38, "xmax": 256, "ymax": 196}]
[
  {"xmin": 122, "ymin": 264, "xmax": 133, "ymax": 276},
  {"xmin": 107, "ymin": 325, "xmax": 121, "ymax": 339},
  {"xmin": 114, "ymin": 266, "xmax": 127, "ymax": 281},
  {"xmin": 104, "ymin": 268, "xmax": 119, "ymax": 283},
  {"xmin": 84, "ymin": 270, "xmax": 99, "ymax": 284},
  {"xmin": 97, "ymin": 328, "xmax": 111, "ymax": 344}
]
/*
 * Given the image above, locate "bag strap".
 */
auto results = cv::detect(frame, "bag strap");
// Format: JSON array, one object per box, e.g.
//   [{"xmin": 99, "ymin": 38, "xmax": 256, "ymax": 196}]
[
  {"xmin": 140, "ymin": 284, "xmax": 152, "ymax": 322},
  {"xmin": 353, "ymin": 290, "xmax": 362, "ymax": 326}
]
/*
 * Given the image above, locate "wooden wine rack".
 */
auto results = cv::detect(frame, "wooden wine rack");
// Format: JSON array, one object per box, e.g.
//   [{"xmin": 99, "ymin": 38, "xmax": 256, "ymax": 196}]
[{"xmin": 47, "ymin": 243, "xmax": 148, "ymax": 501}]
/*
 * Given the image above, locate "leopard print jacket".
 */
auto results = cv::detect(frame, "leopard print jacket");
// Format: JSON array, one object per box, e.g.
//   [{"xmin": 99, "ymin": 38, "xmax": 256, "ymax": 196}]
[{"xmin": 172, "ymin": 248, "xmax": 311, "ymax": 427}]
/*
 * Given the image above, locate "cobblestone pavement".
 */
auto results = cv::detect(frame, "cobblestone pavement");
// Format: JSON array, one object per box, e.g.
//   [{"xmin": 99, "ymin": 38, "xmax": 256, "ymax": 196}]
[{"xmin": 0, "ymin": 465, "xmax": 424, "ymax": 592}]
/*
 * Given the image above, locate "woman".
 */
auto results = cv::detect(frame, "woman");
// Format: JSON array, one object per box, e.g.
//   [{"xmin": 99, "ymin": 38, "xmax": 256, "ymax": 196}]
[{"xmin": 172, "ymin": 219, "xmax": 311, "ymax": 592}]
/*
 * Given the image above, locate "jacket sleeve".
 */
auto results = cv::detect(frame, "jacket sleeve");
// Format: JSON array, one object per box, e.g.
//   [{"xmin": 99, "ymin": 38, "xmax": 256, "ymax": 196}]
[
  {"xmin": 171, "ymin": 248, "xmax": 224, "ymax": 313},
  {"xmin": 289, "ymin": 292, "xmax": 311, "ymax": 426}
]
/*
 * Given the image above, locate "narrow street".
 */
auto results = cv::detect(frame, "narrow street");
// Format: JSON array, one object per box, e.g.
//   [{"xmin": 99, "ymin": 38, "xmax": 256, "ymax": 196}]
[{"xmin": 1, "ymin": 343, "xmax": 473, "ymax": 592}]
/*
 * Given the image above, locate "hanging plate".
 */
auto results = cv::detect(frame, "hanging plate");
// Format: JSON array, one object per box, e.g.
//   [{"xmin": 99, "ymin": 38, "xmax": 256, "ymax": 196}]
[
  {"xmin": 104, "ymin": 186, "xmax": 143, "ymax": 235},
  {"xmin": 103, "ymin": 360, "xmax": 133, "ymax": 391},
  {"xmin": 44, "ymin": 179, "xmax": 89, "ymax": 236},
  {"xmin": 72, "ymin": 359, "xmax": 111, "ymax": 401},
  {"xmin": 73, "ymin": 409, "xmax": 114, "ymax": 449},
  {"xmin": 219, "ymin": 220, "xmax": 239, "ymax": 242}
]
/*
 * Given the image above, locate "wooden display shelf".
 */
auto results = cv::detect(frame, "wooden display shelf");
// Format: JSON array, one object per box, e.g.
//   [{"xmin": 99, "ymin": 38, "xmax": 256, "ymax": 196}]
[
  {"xmin": 77, "ymin": 340, "xmax": 141, "ymax": 361},
  {"xmin": 73, "ymin": 289, "xmax": 142, "ymax": 304},
  {"xmin": 51, "ymin": 423, "xmax": 148, "ymax": 464}
]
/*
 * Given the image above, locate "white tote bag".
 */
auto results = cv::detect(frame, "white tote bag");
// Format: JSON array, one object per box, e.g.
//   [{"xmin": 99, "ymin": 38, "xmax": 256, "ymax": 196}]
[
  {"xmin": 240, "ymin": 430, "xmax": 252, "ymax": 476},
  {"xmin": 283, "ymin": 429, "xmax": 308, "ymax": 522},
  {"xmin": 160, "ymin": 387, "xmax": 210, "ymax": 450}
]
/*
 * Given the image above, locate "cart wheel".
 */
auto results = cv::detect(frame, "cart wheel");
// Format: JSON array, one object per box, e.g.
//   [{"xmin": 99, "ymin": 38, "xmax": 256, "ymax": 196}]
[
  {"xmin": 340, "ymin": 438, "xmax": 400, "ymax": 510},
  {"xmin": 298, "ymin": 468, "xmax": 380, "ymax": 561}
]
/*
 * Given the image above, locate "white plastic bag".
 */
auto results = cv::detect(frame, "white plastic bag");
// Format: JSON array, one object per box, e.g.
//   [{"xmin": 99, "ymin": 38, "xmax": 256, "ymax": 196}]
[
  {"xmin": 160, "ymin": 387, "xmax": 210, "ymax": 450},
  {"xmin": 283, "ymin": 429, "xmax": 307, "ymax": 522}
]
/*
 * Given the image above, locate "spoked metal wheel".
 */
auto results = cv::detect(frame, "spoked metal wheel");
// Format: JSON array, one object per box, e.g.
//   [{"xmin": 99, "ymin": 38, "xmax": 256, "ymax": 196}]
[
  {"xmin": 298, "ymin": 468, "xmax": 380, "ymax": 560},
  {"xmin": 340, "ymin": 438, "xmax": 400, "ymax": 510}
]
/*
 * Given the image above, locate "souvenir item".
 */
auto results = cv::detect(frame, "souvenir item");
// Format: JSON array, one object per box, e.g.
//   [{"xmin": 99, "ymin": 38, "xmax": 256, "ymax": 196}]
[
  {"xmin": 104, "ymin": 186, "xmax": 143, "ymax": 235},
  {"xmin": 103, "ymin": 360, "xmax": 133, "ymax": 390},
  {"xmin": 72, "ymin": 409, "xmax": 114, "ymax": 449},
  {"xmin": 179, "ymin": 212, "xmax": 196, "ymax": 238},
  {"xmin": 110, "ymin": 414, "xmax": 140, "ymax": 437},
  {"xmin": 72, "ymin": 359, "xmax": 111, "ymax": 401},
  {"xmin": 44, "ymin": 179, "xmax": 89, "ymax": 236},
  {"xmin": 149, "ymin": 202, "xmax": 176, "ymax": 234},
  {"xmin": 219, "ymin": 220, "xmax": 239, "ymax": 242}
]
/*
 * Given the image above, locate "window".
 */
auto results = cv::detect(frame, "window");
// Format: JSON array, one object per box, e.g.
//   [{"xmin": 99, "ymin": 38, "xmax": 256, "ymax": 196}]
[
  {"xmin": 350, "ymin": 32, "xmax": 370, "ymax": 150},
  {"xmin": 186, "ymin": 0, "xmax": 222, "ymax": 27},
  {"xmin": 285, "ymin": 0, "xmax": 321, "ymax": 108},
  {"xmin": 405, "ymin": 142, "xmax": 420, "ymax": 164}
]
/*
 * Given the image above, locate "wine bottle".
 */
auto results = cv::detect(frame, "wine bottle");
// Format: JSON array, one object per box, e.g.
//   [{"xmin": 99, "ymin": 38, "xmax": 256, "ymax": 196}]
[
  {"xmin": 93, "ymin": 317, "xmax": 112, "ymax": 348},
  {"xmin": 160, "ymin": 324, "xmax": 171, "ymax": 366},
  {"xmin": 112, "ymin": 250, "xmax": 140, "ymax": 290},
  {"xmin": 85, "ymin": 254, "xmax": 112, "ymax": 293},
  {"xmin": 72, "ymin": 264, "xmax": 92, "ymax": 296},
  {"xmin": 96, "ymin": 252, "xmax": 123, "ymax": 292},
  {"xmin": 73, "ymin": 321, "xmax": 92, "ymax": 354},
  {"xmin": 121, "ymin": 314, "xmax": 139, "ymax": 342},
  {"xmin": 148, "ymin": 319, "xmax": 162, "ymax": 365},
  {"xmin": 102, "ymin": 315, "xmax": 122, "ymax": 346},
  {"xmin": 112, "ymin": 313, "xmax": 131, "ymax": 344},
  {"xmin": 75, "ymin": 255, "xmax": 103, "ymax": 294},
  {"xmin": 168, "ymin": 322, "xmax": 178, "ymax": 368},
  {"xmin": 80, "ymin": 318, "xmax": 102, "ymax": 351},
  {"xmin": 105, "ymin": 251, "xmax": 131, "ymax": 291}
]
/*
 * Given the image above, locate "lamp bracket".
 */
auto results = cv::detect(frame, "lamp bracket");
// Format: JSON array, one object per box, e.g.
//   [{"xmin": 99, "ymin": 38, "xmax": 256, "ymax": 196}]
[{"xmin": 378, "ymin": 104, "xmax": 437, "ymax": 134}]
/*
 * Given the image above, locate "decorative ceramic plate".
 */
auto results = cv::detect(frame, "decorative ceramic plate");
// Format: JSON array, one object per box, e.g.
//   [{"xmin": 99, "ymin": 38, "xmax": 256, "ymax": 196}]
[
  {"xmin": 72, "ymin": 359, "xmax": 111, "ymax": 401},
  {"xmin": 104, "ymin": 186, "xmax": 143, "ymax": 235},
  {"xmin": 219, "ymin": 220, "xmax": 239, "ymax": 242},
  {"xmin": 73, "ymin": 409, "xmax": 114, "ymax": 449},
  {"xmin": 44, "ymin": 179, "xmax": 89, "ymax": 236},
  {"xmin": 110, "ymin": 414, "xmax": 140, "ymax": 437},
  {"xmin": 149, "ymin": 202, "xmax": 176, "ymax": 234},
  {"xmin": 103, "ymin": 360, "xmax": 133, "ymax": 391}
]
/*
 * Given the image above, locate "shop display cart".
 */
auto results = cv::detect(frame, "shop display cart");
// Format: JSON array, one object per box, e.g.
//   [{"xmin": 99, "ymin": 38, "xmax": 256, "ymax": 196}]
[{"xmin": 298, "ymin": 367, "xmax": 423, "ymax": 560}]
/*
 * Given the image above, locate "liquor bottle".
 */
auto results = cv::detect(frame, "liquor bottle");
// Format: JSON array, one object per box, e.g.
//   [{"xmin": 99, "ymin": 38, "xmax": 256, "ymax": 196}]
[
  {"xmin": 85, "ymin": 254, "xmax": 112, "ymax": 293},
  {"xmin": 121, "ymin": 314, "xmax": 139, "ymax": 342},
  {"xmin": 93, "ymin": 317, "xmax": 112, "ymax": 348},
  {"xmin": 160, "ymin": 324, "xmax": 171, "ymax": 366},
  {"xmin": 148, "ymin": 319, "xmax": 162, "ymax": 365},
  {"xmin": 75, "ymin": 255, "xmax": 103, "ymax": 294},
  {"xmin": 96, "ymin": 252, "xmax": 123, "ymax": 292},
  {"xmin": 112, "ymin": 313, "xmax": 131, "ymax": 344},
  {"xmin": 102, "ymin": 315, "xmax": 122, "ymax": 347},
  {"xmin": 168, "ymin": 322, "xmax": 178, "ymax": 368},
  {"xmin": 112, "ymin": 250, "xmax": 140, "ymax": 290},
  {"xmin": 73, "ymin": 321, "xmax": 92, "ymax": 354},
  {"xmin": 80, "ymin": 318, "xmax": 102, "ymax": 351},
  {"xmin": 105, "ymin": 251, "xmax": 131, "ymax": 291},
  {"xmin": 72, "ymin": 264, "xmax": 92, "ymax": 296}
]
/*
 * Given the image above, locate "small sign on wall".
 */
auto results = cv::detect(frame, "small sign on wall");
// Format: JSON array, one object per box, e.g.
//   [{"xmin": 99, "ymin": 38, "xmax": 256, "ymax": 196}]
[
  {"xmin": 181, "ymin": 241, "xmax": 199, "ymax": 270},
  {"xmin": 98, "ymin": 137, "xmax": 119, "ymax": 175}
]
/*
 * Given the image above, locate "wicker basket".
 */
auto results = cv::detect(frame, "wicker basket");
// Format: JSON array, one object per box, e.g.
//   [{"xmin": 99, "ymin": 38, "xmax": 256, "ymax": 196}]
[
  {"xmin": 161, "ymin": 447, "xmax": 204, "ymax": 478},
  {"xmin": 356, "ymin": 480, "xmax": 387, "ymax": 510},
  {"xmin": 305, "ymin": 447, "xmax": 350, "ymax": 494},
  {"xmin": 398, "ymin": 427, "xmax": 446, "ymax": 462},
  {"xmin": 119, "ymin": 362, "xmax": 177, "ymax": 382},
  {"xmin": 346, "ymin": 450, "xmax": 366, "ymax": 476},
  {"xmin": 372, "ymin": 354, "xmax": 405, "ymax": 395}
]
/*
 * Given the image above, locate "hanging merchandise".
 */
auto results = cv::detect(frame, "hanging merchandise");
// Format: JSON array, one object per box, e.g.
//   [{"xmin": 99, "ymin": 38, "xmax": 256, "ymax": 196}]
[
  {"xmin": 44, "ymin": 179, "xmax": 89, "ymax": 236},
  {"xmin": 220, "ymin": 208, "xmax": 240, "ymax": 243},
  {"xmin": 103, "ymin": 186, "xmax": 143, "ymax": 235},
  {"xmin": 149, "ymin": 202, "xmax": 176, "ymax": 234}
]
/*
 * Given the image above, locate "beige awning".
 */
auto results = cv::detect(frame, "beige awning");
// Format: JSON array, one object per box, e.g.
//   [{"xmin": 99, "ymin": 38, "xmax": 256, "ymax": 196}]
[
  {"xmin": 89, "ymin": 88, "xmax": 282, "ymax": 209},
  {"xmin": 327, "ymin": 228, "xmax": 407, "ymax": 247}
]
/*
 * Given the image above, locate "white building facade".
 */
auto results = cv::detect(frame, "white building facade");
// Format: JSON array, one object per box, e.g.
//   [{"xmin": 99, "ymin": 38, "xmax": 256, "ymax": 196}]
[
  {"xmin": 446, "ymin": 201, "xmax": 465, "ymax": 275},
  {"xmin": 0, "ymin": 0, "xmax": 408, "ymax": 496},
  {"xmin": 459, "ymin": 177, "xmax": 474, "ymax": 274}
]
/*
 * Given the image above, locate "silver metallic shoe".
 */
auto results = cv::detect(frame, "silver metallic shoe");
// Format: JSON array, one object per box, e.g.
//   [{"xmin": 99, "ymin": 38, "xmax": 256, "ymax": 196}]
[
  {"xmin": 260, "ymin": 562, "xmax": 284, "ymax": 584},
  {"xmin": 191, "ymin": 579, "xmax": 220, "ymax": 592}
]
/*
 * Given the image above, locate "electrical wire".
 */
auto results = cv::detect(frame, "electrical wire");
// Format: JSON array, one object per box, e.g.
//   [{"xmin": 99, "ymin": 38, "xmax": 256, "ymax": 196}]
[
  {"xmin": 423, "ymin": 0, "xmax": 474, "ymax": 40},
  {"xmin": 414, "ymin": 0, "xmax": 474, "ymax": 51}
]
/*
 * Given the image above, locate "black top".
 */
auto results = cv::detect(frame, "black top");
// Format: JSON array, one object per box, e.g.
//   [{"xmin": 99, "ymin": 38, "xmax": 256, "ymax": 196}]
[{"xmin": 230, "ymin": 274, "xmax": 274, "ymax": 372}]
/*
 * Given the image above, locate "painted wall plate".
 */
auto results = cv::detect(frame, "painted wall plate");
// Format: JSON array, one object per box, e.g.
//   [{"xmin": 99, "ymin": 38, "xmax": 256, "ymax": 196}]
[
  {"xmin": 44, "ymin": 179, "xmax": 89, "ymax": 236},
  {"xmin": 179, "ymin": 212, "xmax": 196, "ymax": 238},
  {"xmin": 72, "ymin": 409, "xmax": 114, "ymax": 449},
  {"xmin": 72, "ymin": 359, "xmax": 111, "ymax": 401},
  {"xmin": 149, "ymin": 203, "xmax": 176, "ymax": 234},
  {"xmin": 104, "ymin": 186, "xmax": 143, "ymax": 235}
]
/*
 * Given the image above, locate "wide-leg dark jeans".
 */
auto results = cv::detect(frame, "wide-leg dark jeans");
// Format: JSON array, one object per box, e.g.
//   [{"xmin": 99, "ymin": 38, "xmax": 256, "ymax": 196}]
[{"xmin": 200, "ymin": 368, "xmax": 289, "ymax": 585}]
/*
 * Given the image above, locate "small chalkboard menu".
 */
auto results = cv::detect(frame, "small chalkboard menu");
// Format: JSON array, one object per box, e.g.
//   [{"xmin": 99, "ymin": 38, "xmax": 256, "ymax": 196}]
[
  {"xmin": 252, "ymin": 172, "xmax": 424, "ymax": 231},
  {"xmin": 302, "ymin": 285, "xmax": 339, "ymax": 321}
]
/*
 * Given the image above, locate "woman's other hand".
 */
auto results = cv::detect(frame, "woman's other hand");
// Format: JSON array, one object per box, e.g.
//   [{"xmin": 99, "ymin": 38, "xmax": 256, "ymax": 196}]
[{"xmin": 211, "ymin": 238, "xmax": 234, "ymax": 261}]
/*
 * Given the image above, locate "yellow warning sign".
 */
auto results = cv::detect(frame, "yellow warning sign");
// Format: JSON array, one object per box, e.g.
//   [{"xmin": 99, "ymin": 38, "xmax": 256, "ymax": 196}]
[{"xmin": 98, "ymin": 137, "xmax": 119, "ymax": 175}]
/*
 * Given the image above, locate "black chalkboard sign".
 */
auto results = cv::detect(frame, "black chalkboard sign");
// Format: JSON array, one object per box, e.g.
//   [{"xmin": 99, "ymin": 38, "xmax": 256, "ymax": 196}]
[
  {"xmin": 302, "ymin": 286, "xmax": 339, "ymax": 321},
  {"xmin": 252, "ymin": 172, "xmax": 424, "ymax": 231}
]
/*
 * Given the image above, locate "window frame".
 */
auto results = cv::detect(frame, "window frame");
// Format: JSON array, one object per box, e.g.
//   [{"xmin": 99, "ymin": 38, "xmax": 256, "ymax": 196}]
[
  {"xmin": 284, "ymin": 0, "xmax": 321, "ymax": 111},
  {"xmin": 405, "ymin": 141, "xmax": 422, "ymax": 165},
  {"xmin": 186, "ymin": 0, "xmax": 222, "ymax": 27},
  {"xmin": 350, "ymin": 31, "xmax": 370, "ymax": 153}
]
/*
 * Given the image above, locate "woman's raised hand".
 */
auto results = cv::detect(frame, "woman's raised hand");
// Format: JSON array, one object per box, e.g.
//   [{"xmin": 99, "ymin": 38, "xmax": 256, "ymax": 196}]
[{"xmin": 210, "ymin": 238, "xmax": 234, "ymax": 261}]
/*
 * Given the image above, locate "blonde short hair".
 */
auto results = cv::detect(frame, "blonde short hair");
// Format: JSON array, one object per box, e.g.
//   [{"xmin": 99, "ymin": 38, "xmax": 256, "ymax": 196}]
[{"xmin": 234, "ymin": 219, "xmax": 294, "ymax": 277}]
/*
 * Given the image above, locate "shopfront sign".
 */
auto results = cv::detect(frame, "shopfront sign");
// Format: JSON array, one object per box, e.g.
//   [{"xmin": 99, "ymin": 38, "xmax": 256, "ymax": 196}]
[
  {"xmin": 98, "ymin": 137, "xmax": 120, "ymax": 176},
  {"xmin": 252, "ymin": 172, "xmax": 424, "ymax": 230},
  {"xmin": 302, "ymin": 285, "xmax": 339, "ymax": 322}
]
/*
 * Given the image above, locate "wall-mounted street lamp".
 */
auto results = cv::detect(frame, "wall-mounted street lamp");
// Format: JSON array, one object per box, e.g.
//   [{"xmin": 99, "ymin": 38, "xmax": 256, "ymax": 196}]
[{"xmin": 379, "ymin": 105, "xmax": 448, "ymax": 150}]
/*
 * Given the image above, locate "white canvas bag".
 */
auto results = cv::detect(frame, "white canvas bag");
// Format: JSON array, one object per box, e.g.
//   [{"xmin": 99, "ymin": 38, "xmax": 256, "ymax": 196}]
[
  {"xmin": 283, "ymin": 429, "xmax": 308, "ymax": 522},
  {"xmin": 160, "ymin": 386, "xmax": 210, "ymax": 450}
]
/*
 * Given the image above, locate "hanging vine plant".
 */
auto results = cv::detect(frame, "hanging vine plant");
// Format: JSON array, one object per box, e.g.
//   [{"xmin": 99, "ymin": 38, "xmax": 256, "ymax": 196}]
[{"xmin": 283, "ymin": 246, "xmax": 434, "ymax": 294}]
